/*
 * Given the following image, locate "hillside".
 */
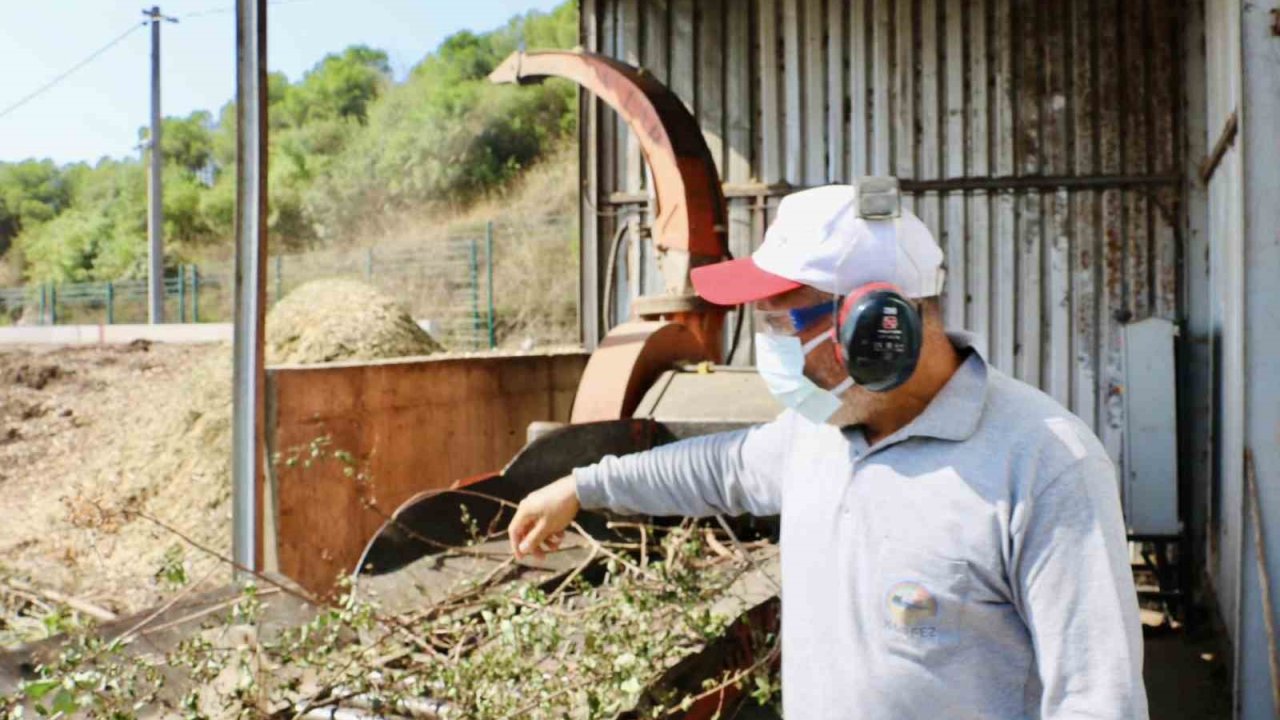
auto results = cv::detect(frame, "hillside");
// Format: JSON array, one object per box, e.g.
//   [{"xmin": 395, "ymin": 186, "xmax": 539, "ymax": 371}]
[{"xmin": 0, "ymin": 1, "xmax": 578, "ymax": 288}]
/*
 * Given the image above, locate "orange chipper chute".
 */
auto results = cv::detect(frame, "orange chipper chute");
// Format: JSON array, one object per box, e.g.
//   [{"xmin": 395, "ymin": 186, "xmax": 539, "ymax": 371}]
[{"xmin": 489, "ymin": 50, "xmax": 730, "ymax": 364}]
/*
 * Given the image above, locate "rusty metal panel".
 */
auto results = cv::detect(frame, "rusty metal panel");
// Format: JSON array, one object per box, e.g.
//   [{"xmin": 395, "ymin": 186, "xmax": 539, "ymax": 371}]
[
  {"xmin": 892, "ymin": 0, "xmax": 914, "ymax": 214},
  {"xmin": 1094, "ymin": 0, "xmax": 1124, "ymax": 464},
  {"xmin": 697, "ymin": 0, "xmax": 725, "ymax": 175},
  {"xmin": 725, "ymin": 0, "xmax": 754, "ymax": 365},
  {"xmin": 942, "ymin": 0, "xmax": 964, "ymax": 330},
  {"xmin": 1042, "ymin": 1, "xmax": 1070, "ymax": 408},
  {"xmin": 1178, "ymin": 0, "xmax": 1211, "ymax": 589},
  {"xmin": 966, "ymin": 0, "xmax": 990, "ymax": 356},
  {"xmin": 759, "ymin": 0, "xmax": 782, "ymax": 183},
  {"xmin": 870, "ymin": 0, "xmax": 891, "ymax": 174},
  {"xmin": 266, "ymin": 352, "xmax": 589, "ymax": 596},
  {"xmin": 992, "ymin": 0, "xmax": 1017, "ymax": 375},
  {"xmin": 803, "ymin": 0, "xmax": 825, "ymax": 185},
  {"xmin": 1069, "ymin": 0, "xmax": 1097, "ymax": 436},
  {"xmin": 782, "ymin": 0, "xmax": 803, "ymax": 184},
  {"xmin": 917, "ymin": 0, "xmax": 940, "ymax": 242},
  {"xmin": 583, "ymin": 0, "xmax": 1188, "ymax": 481},
  {"xmin": 827, "ymin": 0, "xmax": 846, "ymax": 182},
  {"xmin": 848, "ymin": 0, "xmax": 869, "ymax": 177},
  {"xmin": 1014, "ymin": 0, "xmax": 1042, "ymax": 388}
]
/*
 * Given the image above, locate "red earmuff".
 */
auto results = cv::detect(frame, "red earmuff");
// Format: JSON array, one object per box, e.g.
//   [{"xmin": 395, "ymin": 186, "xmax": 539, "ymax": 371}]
[{"xmin": 830, "ymin": 282, "xmax": 907, "ymax": 366}]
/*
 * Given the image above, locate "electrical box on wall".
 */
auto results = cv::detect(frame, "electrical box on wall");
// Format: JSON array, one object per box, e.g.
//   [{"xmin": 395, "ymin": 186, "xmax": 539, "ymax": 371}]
[{"xmin": 1121, "ymin": 317, "xmax": 1182, "ymax": 537}]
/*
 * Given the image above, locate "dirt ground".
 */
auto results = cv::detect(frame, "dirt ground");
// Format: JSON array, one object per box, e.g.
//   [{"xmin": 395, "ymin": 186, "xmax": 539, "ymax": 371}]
[{"xmin": 0, "ymin": 342, "xmax": 226, "ymax": 623}]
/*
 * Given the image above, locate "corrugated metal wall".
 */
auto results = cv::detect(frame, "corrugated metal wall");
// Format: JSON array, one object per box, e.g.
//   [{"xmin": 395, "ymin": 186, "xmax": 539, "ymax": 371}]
[
  {"xmin": 1203, "ymin": 0, "xmax": 1246, "ymax": 655},
  {"xmin": 1236, "ymin": 0, "xmax": 1280, "ymax": 710},
  {"xmin": 580, "ymin": 0, "xmax": 1186, "ymax": 466}
]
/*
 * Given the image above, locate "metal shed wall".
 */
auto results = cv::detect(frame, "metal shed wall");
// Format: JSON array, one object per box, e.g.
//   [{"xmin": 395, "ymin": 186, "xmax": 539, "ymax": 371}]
[
  {"xmin": 1206, "ymin": 0, "xmax": 1280, "ymax": 716},
  {"xmin": 580, "ymin": 0, "xmax": 1186, "ymax": 471},
  {"xmin": 1202, "ymin": 0, "xmax": 1246, "ymax": 668}
]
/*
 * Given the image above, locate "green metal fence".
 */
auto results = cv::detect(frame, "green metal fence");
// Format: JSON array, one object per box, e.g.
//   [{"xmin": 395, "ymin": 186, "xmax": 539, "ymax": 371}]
[{"xmin": 0, "ymin": 230, "xmax": 498, "ymax": 351}]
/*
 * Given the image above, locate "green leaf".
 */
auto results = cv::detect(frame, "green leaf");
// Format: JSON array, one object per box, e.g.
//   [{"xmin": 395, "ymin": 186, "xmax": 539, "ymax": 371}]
[
  {"xmin": 50, "ymin": 688, "xmax": 77, "ymax": 715},
  {"xmin": 22, "ymin": 679, "xmax": 59, "ymax": 700}
]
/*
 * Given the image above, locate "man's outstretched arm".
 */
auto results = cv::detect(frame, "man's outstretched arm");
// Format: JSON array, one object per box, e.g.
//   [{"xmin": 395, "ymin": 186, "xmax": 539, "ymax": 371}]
[{"xmin": 508, "ymin": 416, "xmax": 793, "ymax": 559}]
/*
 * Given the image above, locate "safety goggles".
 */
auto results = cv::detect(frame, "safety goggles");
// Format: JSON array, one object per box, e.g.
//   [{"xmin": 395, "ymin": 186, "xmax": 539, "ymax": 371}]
[{"xmin": 753, "ymin": 299, "xmax": 838, "ymax": 336}]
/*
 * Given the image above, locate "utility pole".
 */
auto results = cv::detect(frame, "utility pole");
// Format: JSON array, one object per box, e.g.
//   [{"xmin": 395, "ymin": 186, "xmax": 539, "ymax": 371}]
[{"xmin": 143, "ymin": 6, "xmax": 177, "ymax": 324}]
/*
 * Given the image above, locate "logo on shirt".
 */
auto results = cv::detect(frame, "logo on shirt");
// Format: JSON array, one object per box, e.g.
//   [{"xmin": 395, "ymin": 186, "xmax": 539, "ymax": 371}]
[{"xmin": 885, "ymin": 581, "xmax": 937, "ymax": 629}]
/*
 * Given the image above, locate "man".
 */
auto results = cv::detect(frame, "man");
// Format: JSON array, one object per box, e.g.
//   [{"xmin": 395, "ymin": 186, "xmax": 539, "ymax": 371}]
[{"xmin": 508, "ymin": 182, "xmax": 1148, "ymax": 719}]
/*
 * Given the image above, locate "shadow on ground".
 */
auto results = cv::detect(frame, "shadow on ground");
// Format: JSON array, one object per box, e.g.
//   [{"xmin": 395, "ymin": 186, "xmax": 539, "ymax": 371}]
[{"xmin": 1144, "ymin": 620, "xmax": 1233, "ymax": 719}]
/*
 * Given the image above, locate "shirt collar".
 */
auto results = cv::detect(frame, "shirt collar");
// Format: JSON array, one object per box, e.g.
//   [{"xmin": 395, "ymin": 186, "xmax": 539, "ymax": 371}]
[{"xmin": 874, "ymin": 331, "xmax": 990, "ymax": 445}]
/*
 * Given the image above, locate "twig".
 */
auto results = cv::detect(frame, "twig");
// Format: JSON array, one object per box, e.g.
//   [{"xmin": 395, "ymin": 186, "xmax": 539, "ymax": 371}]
[
  {"xmin": 89, "ymin": 501, "xmax": 445, "ymax": 718},
  {"xmin": 640, "ymin": 523, "xmax": 648, "ymax": 569},
  {"xmin": 495, "ymin": 682, "xmax": 578, "ymax": 720},
  {"xmin": 658, "ymin": 645, "xmax": 780, "ymax": 718},
  {"xmin": 112, "ymin": 564, "xmax": 222, "ymax": 643},
  {"xmin": 703, "ymin": 529, "xmax": 734, "ymax": 560},
  {"xmin": 131, "ymin": 588, "xmax": 281, "ymax": 637},
  {"xmin": 544, "ymin": 544, "xmax": 599, "ymax": 605},
  {"xmin": 0, "ymin": 584, "xmax": 55, "ymax": 615},
  {"xmin": 359, "ymin": 491, "xmax": 512, "ymax": 560},
  {"xmin": 715, "ymin": 514, "xmax": 780, "ymax": 593},
  {"xmin": 98, "ymin": 502, "xmax": 322, "ymax": 610},
  {"xmin": 400, "ymin": 555, "xmax": 518, "ymax": 624},
  {"xmin": 0, "ymin": 578, "xmax": 118, "ymax": 622}
]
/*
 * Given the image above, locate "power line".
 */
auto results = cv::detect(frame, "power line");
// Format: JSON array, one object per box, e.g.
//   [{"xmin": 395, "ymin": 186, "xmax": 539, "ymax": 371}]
[
  {"xmin": 181, "ymin": 0, "xmax": 320, "ymax": 20},
  {"xmin": 0, "ymin": 22, "xmax": 147, "ymax": 121},
  {"xmin": 179, "ymin": 4, "xmax": 232, "ymax": 19},
  {"xmin": 0, "ymin": 0, "xmax": 339, "ymax": 124}
]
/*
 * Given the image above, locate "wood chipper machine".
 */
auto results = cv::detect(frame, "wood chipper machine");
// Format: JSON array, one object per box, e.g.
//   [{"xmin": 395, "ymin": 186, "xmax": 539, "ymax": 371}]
[
  {"xmin": 361, "ymin": 48, "xmax": 780, "ymax": 565},
  {"xmin": 232, "ymin": 49, "xmax": 785, "ymax": 718}
]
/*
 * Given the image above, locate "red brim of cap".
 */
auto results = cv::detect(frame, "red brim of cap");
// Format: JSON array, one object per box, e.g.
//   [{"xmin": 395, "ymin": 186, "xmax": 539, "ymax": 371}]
[{"xmin": 690, "ymin": 257, "xmax": 803, "ymax": 306}]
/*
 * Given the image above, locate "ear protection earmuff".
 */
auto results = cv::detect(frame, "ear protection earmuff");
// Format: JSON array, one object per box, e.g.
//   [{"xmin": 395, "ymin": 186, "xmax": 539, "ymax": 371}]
[
  {"xmin": 827, "ymin": 177, "xmax": 924, "ymax": 393},
  {"xmin": 831, "ymin": 282, "xmax": 923, "ymax": 392}
]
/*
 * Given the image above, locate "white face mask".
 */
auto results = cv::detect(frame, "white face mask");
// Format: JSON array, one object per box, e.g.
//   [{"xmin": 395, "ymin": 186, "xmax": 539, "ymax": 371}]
[{"xmin": 755, "ymin": 332, "xmax": 856, "ymax": 424}]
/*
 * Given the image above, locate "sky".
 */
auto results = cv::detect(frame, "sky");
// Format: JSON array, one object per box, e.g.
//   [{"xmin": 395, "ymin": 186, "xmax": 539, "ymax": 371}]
[{"xmin": 0, "ymin": 0, "xmax": 566, "ymax": 164}]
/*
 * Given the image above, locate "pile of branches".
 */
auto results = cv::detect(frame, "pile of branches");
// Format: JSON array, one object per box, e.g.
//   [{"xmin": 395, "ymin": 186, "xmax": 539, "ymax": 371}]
[{"xmin": 1, "ymin": 506, "xmax": 780, "ymax": 719}]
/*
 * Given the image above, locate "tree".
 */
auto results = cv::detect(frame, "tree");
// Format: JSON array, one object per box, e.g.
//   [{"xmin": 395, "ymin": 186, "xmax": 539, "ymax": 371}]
[
  {"xmin": 0, "ymin": 160, "xmax": 71, "ymax": 254},
  {"xmin": 304, "ymin": 4, "xmax": 579, "ymax": 241},
  {"xmin": 281, "ymin": 45, "xmax": 390, "ymax": 126},
  {"xmin": 158, "ymin": 111, "xmax": 214, "ymax": 174},
  {"xmin": 13, "ymin": 159, "xmax": 146, "ymax": 281}
]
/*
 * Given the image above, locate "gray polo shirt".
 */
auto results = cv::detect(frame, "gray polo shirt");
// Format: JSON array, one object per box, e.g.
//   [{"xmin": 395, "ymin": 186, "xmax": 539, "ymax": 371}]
[{"xmin": 574, "ymin": 333, "xmax": 1148, "ymax": 719}]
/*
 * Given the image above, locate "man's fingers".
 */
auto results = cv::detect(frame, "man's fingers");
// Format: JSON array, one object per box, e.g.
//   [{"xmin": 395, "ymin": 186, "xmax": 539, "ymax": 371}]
[
  {"xmin": 519, "ymin": 517, "xmax": 550, "ymax": 559},
  {"xmin": 508, "ymin": 508, "xmax": 536, "ymax": 557}
]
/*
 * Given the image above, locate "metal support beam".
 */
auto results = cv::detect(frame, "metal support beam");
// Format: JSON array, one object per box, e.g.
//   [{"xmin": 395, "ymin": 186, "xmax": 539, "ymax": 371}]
[{"xmin": 232, "ymin": 0, "xmax": 268, "ymax": 576}]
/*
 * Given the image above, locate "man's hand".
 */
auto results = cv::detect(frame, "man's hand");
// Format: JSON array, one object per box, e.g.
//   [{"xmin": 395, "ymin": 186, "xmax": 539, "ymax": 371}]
[{"xmin": 508, "ymin": 475, "xmax": 580, "ymax": 561}]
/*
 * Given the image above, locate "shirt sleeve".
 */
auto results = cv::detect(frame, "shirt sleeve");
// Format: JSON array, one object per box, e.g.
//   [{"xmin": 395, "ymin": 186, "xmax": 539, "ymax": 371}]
[
  {"xmin": 1011, "ymin": 455, "xmax": 1150, "ymax": 720},
  {"xmin": 572, "ymin": 414, "xmax": 793, "ymax": 518}
]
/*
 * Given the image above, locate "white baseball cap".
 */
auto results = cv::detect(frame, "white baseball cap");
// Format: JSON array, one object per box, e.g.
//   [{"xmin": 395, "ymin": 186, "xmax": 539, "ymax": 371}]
[{"xmin": 691, "ymin": 182, "xmax": 945, "ymax": 305}]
